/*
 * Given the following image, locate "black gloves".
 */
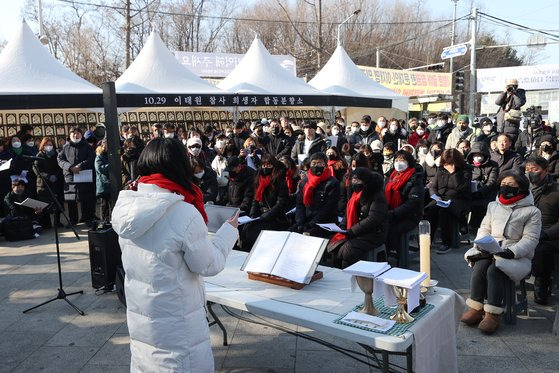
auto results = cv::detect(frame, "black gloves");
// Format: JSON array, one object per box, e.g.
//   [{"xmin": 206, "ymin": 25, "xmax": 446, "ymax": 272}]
[
  {"xmin": 494, "ymin": 249, "xmax": 515, "ymax": 259},
  {"xmin": 467, "ymin": 252, "xmax": 492, "ymax": 263}
]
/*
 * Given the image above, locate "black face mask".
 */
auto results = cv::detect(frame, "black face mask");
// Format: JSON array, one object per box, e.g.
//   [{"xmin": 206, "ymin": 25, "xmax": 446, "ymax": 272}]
[
  {"xmin": 526, "ymin": 171, "xmax": 542, "ymax": 185},
  {"xmin": 311, "ymin": 165, "xmax": 324, "ymax": 176},
  {"xmin": 261, "ymin": 167, "xmax": 273, "ymax": 176},
  {"xmin": 229, "ymin": 170, "xmax": 238, "ymax": 178},
  {"xmin": 125, "ymin": 148, "xmax": 137, "ymax": 156},
  {"xmin": 541, "ymin": 145, "xmax": 553, "ymax": 153},
  {"xmin": 272, "ymin": 128, "xmax": 280, "ymax": 135},
  {"xmin": 327, "ymin": 154, "xmax": 336, "ymax": 161},
  {"xmin": 499, "ymin": 185, "xmax": 520, "ymax": 199},
  {"xmin": 352, "ymin": 183, "xmax": 364, "ymax": 192}
]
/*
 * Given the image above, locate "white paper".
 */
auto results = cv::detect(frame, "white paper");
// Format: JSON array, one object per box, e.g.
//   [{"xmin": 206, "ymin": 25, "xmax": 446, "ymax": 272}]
[
  {"xmin": 471, "ymin": 180, "xmax": 479, "ymax": 192},
  {"xmin": 285, "ymin": 207, "xmax": 296, "ymax": 215},
  {"xmin": 243, "ymin": 231, "xmax": 291, "ymax": 274},
  {"xmin": 474, "ymin": 235, "xmax": 503, "ymax": 254},
  {"xmin": 341, "ymin": 311, "xmax": 396, "ymax": 332},
  {"xmin": 343, "ymin": 261, "xmax": 391, "ymax": 278},
  {"xmin": 271, "ymin": 233, "xmax": 325, "ymax": 284},
  {"xmin": 14, "ymin": 198, "xmax": 49, "ymax": 210},
  {"xmin": 377, "ymin": 268, "xmax": 428, "ymax": 289},
  {"xmin": 407, "ymin": 283, "xmax": 421, "ymax": 311},
  {"xmin": 73, "ymin": 169, "xmax": 93, "ymax": 183},
  {"xmin": 297, "ymin": 154, "xmax": 307, "ymax": 165},
  {"xmin": 431, "ymin": 194, "xmax": 451, "ymax": 208},
  {"xmin": 316, "ymin": 223, "xmax": 347, "ymax": 233},
  {"xmin": 0, "ymin": 159, "xmax": 12, "ymax": 171},
  {"xmin": 238, "ymin": 216, "xmax": 259, "ymax": 225}
]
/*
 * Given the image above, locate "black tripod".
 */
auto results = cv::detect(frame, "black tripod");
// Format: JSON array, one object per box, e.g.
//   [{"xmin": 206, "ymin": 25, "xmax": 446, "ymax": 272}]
[{"xmin": 23, "ymin": 159, "xmax": 84, "ymax": 316}]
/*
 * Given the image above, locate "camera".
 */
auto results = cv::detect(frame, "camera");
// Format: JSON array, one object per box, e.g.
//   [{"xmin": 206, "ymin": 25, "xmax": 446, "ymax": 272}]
[
  {"xmin": 506, "ymin": 85, "xmax": 517, "ymax": 93},
  {"xmin": 524, "ymin": 106, "xmax": 542, "ymax": 128}
]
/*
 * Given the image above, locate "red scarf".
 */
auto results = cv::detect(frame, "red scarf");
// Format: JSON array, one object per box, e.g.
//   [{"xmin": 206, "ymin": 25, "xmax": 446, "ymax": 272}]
[
  {"xmin": 385, "ymin": 167, "xmax": 416, "ymax": 209},
  {"xmin": 331, "ymin": 190, "xmax": 362, "ymax": 242},
  {"xmin": 498, "ymin": 193, "xmax": 526, "ymax": 205},
  {"xmin": 138, "ymin": 173, "xmax": 208, "ymax": 224},
  {"xmin": 303, "ymin": 167, "xmax": 332, "ymax": 207},
  {"xmin": 255, "ymin": 175, "xmax": 271, "ymax": 202},
  {"xmin": 327, "ymin": 159, "xmax": 337, "ymax": 177},
  {"xmin": 285, "ymin": 169, "xmax": 296, "ymax": 193}
]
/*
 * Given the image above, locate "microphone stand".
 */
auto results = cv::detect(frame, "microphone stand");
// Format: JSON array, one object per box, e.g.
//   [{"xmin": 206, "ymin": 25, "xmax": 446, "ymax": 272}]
[{"xmin": 23, "ymin": 159, "xmax": 84, "ymax": 316}]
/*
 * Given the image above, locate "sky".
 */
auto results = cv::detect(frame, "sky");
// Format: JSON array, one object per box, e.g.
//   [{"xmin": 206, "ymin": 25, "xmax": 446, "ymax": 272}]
[{"xmin": 1, "ymin": 0, "xmax": 559, "ymax": 66}]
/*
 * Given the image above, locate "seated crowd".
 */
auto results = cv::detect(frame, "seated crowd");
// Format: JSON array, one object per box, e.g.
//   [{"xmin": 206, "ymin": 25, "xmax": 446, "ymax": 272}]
[{"xmin": 1, "ymin": 113, "xmax": 558, "ymax": 334}]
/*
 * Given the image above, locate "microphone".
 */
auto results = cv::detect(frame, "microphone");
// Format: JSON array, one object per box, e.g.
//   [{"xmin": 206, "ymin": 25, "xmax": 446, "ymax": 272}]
[{"xmin": 21, "ymin": 155, "xmax": 44, "ymax": 161}]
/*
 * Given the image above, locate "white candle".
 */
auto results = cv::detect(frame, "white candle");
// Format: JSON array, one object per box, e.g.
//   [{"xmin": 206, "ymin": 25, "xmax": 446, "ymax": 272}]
[{"xmin": 419, "ymin": 234, "xmax": 431, "ymax": 286}]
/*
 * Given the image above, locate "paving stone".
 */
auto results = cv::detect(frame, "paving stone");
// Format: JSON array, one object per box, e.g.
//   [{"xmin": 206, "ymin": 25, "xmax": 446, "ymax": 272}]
[
  {"xmin": 222, "ymin": 334, "xmax": 296, "ymax": 370},
  {"xmin": 0, "ymin": 330, "xmax": 53, "ymax": 371},
  {"xmin": 78, "ymin": 365, "xmax": 130, "ymax": 373},
  {"xmin": 87, "ymin": 335, "xmax": 131, "ymax": 366},
  {"xmin": 457, "ymin": 355, "xmax": 528, "ymax": 373},
  {"xmin": 456, "ymin": 320, "xmax": 515, "ymax": 357},
  {"xmin": 11, "ymin": 346, "xmax": 97, "ymax": 373},
  {"xmin": 295, "ymin": 349, "xmax": 371, "ymax": 373},
  {"xmin": 504, "ymin": 341, "xmax": 559, "ymax": 371}
]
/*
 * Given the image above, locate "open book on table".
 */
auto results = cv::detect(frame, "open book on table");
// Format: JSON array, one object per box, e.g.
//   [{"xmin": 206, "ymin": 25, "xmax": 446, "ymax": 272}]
[{"xmin": 241, "ymin": 230, "xmax": 328, "ymax": 284}]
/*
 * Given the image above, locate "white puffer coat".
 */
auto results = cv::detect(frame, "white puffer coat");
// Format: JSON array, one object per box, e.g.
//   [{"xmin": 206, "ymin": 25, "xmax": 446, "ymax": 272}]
[
  {"xmin": 111, "ymin": 183, "xmax": 238, "ymax": 372},
  {"xmin": 464, "ymin": 193, "xmax": 542, "ymax": 282}
]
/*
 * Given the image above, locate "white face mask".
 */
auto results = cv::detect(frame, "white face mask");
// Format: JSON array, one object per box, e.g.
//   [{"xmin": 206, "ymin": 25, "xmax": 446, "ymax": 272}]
[
  {"xmin": 71, "ymin": 135, "xmax": 81, "ymax": 143},
  {"xmin": 416, "ymin": 129, "xmax": 425, "ymax": 136},
  {"xmin": 194, "ymin": 171, "xmax": 205, "ymax": 179},
  {"xmin": 483, "ymin": 127, "xmax": 492, "ymax": 135},
  {"xmin": 225, "ymin": 131, "xmax": 233, "ymax": 137},
  {"xmin": 345, "ymin": 155, "xmax": 352, "ymax": 164},
  {"xmin": 351, "ymin": 127, "xmax": 359, "ymax": 134},
  {"xmin": 419, "ymin": 147, "xmax": 428, "ymax": 155},
  {"xmin": 331, "ymin": 128, "xmax": 340, "ymax": 136},
  {"xmin": 189, "ymin": 148, "xmax": 202, "ymax": 156},
  {"xmin": 12, "ymin": 141, "xmax": 21, "ymax": 148},
  {"xmin": 378, "ymin": 121, "xmax": 386, "ymax": 128},
  {"xmin": 26, "ymin": 141, "xmax": 35, "ymax": 147},
  {"xmin": 164, "ymin": 133, "xmax": 174, "ymax": 138},
  {"xmin": 215, "ymin": 140, "xmax": 225, "ymax": 149},
  {"xmin": 360, "ymin": 125, "xmax": 370, "ymax": 132},
  {"xmin": 473, "ymin": 155, "xmax": 484, "ymax": 164},
  {"xmin": 437, "ymin": 120, "xmax": 446, "ymax": 128},
  {"xmin": 44, "ymin": 145, "xmax": 54, "ymax": 152},
  {"xmin": 394, "ymin": 161, "xmax": 408, "ymax": 172},
  {"xmin": 389, "ymin": 124, "xmax": 398, "ymax": 133},
  {"xmin": 428, "ymin": 118, "xmax": 436, "ymax": 125}
]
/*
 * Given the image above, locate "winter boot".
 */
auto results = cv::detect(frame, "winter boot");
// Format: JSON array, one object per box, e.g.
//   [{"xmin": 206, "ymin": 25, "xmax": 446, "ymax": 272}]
[
  {"xmin": 478, "ymin": 304, "xmax": 503, "ymax": 334},
  {"xmin": 461, "ymin": 299, "xmax": 484, "ymax": 326},
  {"xmin": 534, "ymin": 277, "xmax": 551, "ymax": 305}
]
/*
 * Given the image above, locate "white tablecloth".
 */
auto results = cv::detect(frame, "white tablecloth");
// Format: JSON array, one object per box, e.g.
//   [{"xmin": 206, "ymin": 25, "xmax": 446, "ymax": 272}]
[{"xmin": 205, "ymin": 250, "xmax": 465, "ymax": 373}]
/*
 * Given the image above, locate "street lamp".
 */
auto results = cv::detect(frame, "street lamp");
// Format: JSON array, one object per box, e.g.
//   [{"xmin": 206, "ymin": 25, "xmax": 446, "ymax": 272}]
[
  {"xmin": 337, "ymin": 9, "xmax": 361, "ymax": 46},
  {"xmin": 37, "ymin": 0, "xmax": 49, "ymax": 45}
]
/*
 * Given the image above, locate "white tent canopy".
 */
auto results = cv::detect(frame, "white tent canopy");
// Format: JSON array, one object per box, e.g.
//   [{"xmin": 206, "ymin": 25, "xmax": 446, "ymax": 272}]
[
  {"xmin": 115, "ymin": 31, "xmax": 226, "ymax": 94},
  {"xmin": 0, "ymin": 19, "xmax": 101, "ymax": 95},
  {"xmin": 218, "ymin": 36, "xmax": 327, "ymax": 96},
  {"xmin": 309, "ymin": 45, "xmax": 408, "ymax": 112}
]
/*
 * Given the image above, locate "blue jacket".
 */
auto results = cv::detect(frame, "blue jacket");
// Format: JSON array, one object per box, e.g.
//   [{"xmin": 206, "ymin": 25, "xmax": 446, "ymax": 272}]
[{"xmin": 95, "ymin": 153, "xmax": 110, "ymax": 196}]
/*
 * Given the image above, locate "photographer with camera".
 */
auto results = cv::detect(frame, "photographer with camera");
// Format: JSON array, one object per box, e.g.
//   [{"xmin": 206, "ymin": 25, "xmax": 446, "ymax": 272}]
[
  {"xmin": 515, "ymin": 106, "xmax": 550, "ymax": 158},
  {"xmin": 495, "ymin": 78, "xmax": 526, "ymax": 140}
]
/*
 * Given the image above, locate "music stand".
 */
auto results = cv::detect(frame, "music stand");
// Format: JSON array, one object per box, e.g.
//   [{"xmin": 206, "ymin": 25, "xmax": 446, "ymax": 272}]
[{"xmin": 23, "ymin": 160, "xmax": 84, "ymax": 315}]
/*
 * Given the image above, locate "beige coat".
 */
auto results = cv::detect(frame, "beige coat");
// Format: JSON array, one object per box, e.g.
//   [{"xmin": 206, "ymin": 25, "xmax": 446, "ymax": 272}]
[{"xmin": 465, "ymin": 193, "xmax": 541, "ymax": 282}]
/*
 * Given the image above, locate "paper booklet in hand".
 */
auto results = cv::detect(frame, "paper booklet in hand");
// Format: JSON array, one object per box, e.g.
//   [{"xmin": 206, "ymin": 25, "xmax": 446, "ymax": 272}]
[
  {"xmin": 73, "ymin": 169, "xmax": 93, "ymax": 183},
  {"xmin": 241, "ymin": 230, "xmax": 328, "ymax": 284},
  {"xmin": 14, "ymin": 198, "xmax": 49, "ymax": 210},
  {"xmin": 316, "ymin": 223, "xmax": 347, "ymax": 233},
  {"xmin": 430, "ymin": 194, "xmax": 451, "ymax": 208},
  {"xmin": 474, "ymin": 235, "xmax": 503, "ymax": 254},
  {"xmin": 343, "ymin": 261, "xmax": 390, "ymax": 278}
]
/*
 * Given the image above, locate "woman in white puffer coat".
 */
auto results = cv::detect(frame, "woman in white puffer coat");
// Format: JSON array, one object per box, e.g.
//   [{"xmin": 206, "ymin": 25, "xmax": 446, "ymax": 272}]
[
  {"xmin": 460, "ymin": 170, "xmax": 541, "ymax": 334},
  {"xmin": 111, "ymin": 138, "xmax": 239, "ymax": 372}
]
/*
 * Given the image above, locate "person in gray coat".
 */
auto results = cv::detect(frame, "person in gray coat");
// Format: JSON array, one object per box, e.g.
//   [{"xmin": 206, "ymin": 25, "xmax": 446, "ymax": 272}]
[
  {"xmin": 495, "ymin": 78, "xmax": 526, "ymax": 135},
  {"xmin": 461, "ymin": 171, "xmax": 541, "ymax": 334}
]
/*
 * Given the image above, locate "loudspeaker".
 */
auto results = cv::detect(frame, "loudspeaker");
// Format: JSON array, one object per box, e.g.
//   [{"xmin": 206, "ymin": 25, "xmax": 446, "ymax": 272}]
[{"xmin": 87, "ymin": 227, "xmax": 122, "ymax": 290}]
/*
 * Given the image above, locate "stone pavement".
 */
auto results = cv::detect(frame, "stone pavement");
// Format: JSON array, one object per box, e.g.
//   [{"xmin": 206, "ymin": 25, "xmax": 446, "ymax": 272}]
[{"xmin": 0, "ymin": 227, "xmax": 558, "ymax": 373}]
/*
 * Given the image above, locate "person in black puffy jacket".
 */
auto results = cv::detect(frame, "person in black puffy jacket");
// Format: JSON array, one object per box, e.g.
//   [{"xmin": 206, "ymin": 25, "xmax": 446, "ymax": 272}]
[
  {"xmin": 466, "ymin": 141, "xmax": 500, "ymax": 235},
  {"xmin": 292, "ymin": 152, "xmax": 340, "ymax": 238},
  {"xmin": 35, "ymin": 137, "xmax": 64, "ymax": 228},
  {"xmin": 190, "ymin": 158, "xmax": 218, "ymax": 204},
  {"xmin": 225, "ymin": 156, "xmax": 254, "ymax": 214},
  {"xmin": 327, "ymin": 168, "xmax": 388, "ymax": 268}
]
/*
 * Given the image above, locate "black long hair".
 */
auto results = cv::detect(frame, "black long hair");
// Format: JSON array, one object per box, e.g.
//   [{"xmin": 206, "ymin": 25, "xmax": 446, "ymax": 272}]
[
  {"xmin": 255, "ymin": 153, "xmax": 285, "ymax": 194},
  {"xmin": 138, "ymin": 137, "xmax": 194, "ymax": 192},
  {"xmin": 350, "ymin": 167, "xmax": 384, "ymax": 204}
]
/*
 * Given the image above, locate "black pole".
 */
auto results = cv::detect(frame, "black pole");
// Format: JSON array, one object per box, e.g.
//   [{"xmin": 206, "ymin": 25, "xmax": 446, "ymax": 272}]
[{"xmin": 102, "ymin": 82, "xmax": 122, "ymax": 207}]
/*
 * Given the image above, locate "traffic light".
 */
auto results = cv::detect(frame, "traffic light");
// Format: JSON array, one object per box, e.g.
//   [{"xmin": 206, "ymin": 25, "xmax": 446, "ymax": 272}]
[
  {"xmin": 455, "ymin": 71, "xmax": 465, "ymax": 92},
  {"xmin": 427, "ymin": 63, "xmax": 444, "ymax": 71}
]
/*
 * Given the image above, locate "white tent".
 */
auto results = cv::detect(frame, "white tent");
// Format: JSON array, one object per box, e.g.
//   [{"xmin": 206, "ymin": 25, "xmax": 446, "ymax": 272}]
[
  {"xmin": 116, "ymin": 31, "xmax": 225, "ymax": 94},
  {"xmin": 0, "ymin": 19, "xmax": 101, "ymax": 96},
  {"xmin": 219, "ymin": 36, "xmax": 327, "ymax": 97},
  {"xmin": 309, "ymin": 45, "xmax": 408, "ymax": 113}
]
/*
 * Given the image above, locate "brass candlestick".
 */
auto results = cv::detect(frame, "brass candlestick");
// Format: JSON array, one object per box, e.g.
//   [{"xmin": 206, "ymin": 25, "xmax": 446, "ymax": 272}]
[
  {"xmin": 355, "ymin": 276, "xmax": 378, "ymax": 316},
  {"xmin": 390, "ymin": 285, "xmax": 415, "ymax": 323}
]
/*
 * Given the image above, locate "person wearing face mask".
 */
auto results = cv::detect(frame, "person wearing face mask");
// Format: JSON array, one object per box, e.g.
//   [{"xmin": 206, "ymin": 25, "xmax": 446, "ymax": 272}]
[
  {"xmin": 425, "ymin": 149, "xmax": 472, "ymax": 254},
  {"xmin": 384, "ymin": 151, "xmax": 425, "ymax": 264},
  {"xmin": 328, "ymin": 124, "xmax": 348, "ymax": 152},
  {"xmin": 381, "ymin": 119, "xmax": 407, "ymax": 146},
  {"xmin": 415, "ymin": 140, "xmax": 430, "ymax": 170},
  {"xmin": 476, "ymin": 117, "xmax": 498, "ymax": 146},
  {"xmin": 290, "ymin": 122, "xmax": 327, "ymax": 164},
  {"xmin": 121, "ymin": 138, "xmax": 142, "ymax": 186},
  {"xmin": 381, "ymin": 142, "xmax": 396, "ymax": 179},
  {"xmin": 426, "ymin": 113, "xmax": 438, "ymax": 130},
  {"xmin": 35, "ymin": 137, "xmax": 64, "ymax": 228},
  {"xmin": 57, "ymin": 127, "xmax": 96, "ymax": 227},
  {"xmin": 427, "ymin": 114, "xmax": 453, "ymax": 145},
  {"xmin": 495, "ymin": 78, "xmax": 526, "ymax": 135},
  {"xmin": 466, "ymin": 142, "xmax": 500, "ymax": 236},
  {"xmin": 225, "ymin": 156, "xmax": 255, "ymax": 214},
  {"xmin": 462, "ymin": 171, "xmax": 540, "ymax": 334},
  {"xmin": 536, "ymin": 136, "xmax": 559, "ymax": 180},
  {"xmin": 190, "ymin": 158, "xmax": 218, "ymax": 204},
  {"xmin": 0, "ymin": 139, "xmax": 13, "ymax": 216},
  {"xmin": 327, "ymin": 168, "xmax": 388, "ymax": 268},
  {"xmin": 210, "ymin": 139, "xmax": 230, "ymax": 205},
  {"xmin": 3, "ymin": 179, "xmax": 44, "ymax": 231},
  {"xmin": 361, "ymin": 142, "xmax": 383, "ymax": 174},
  {"xmin": 515, "ymin": 115, "xmax": 550, "ymax": 158},
  {"xmin": 162, "ymin": 123, "xmax": 178, "ymax": 140},
  {"xmin": 408, "ymin": 122, "xmax": 429, "ymax": 148},
  {"xmin": 424, "ymin": 142, "xmax": 443, "ymax": 186},
  {"xmin": 291, "ymin": 152, "xmax": 340, "ymax": 238},
  {"xmin": 264, "ymin": 119, "xmax": 292, "ymax": 157},
  {"xmin": 375, "ymin": 116, "xmax": 387, "ymax": 140},
  {"xmin": 445, "ymin": 115, "xmax": 476, "ymax": 150},
  {"xmin": 339, "ymin": 153, "xmax": 370, "ymax": 216},
  {"xmin": 6, "ymin": 136, "xmax": 29, "ymax": 189},
  {"xmin": 326, "ymin": 146, "xmax": 347, "ymax": 182},
  {"xmin": 278, "ymin": 155, "xmax": 300, "ymax": 211},
  {"xmin": 523, "ymin": 157, "xmax": 559, "ymax": 305},
  {"xmin": 241, "ymin": 154, "xmax": 290, "ymax": 251},
  {"xmin": 186, "ymin": 137, "xmax": 211, "ymax": 168},
  {"xmin": 349, "ymin": 115, "xmax": 379, "ymax": 151}
]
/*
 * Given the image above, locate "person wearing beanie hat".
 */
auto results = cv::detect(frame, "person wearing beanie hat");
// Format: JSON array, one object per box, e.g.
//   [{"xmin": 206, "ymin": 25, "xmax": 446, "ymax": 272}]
[
  {"xmin": 370, "ymin": 139, "xmax": 383, "ymax": 153},
  {"xmin": 515, "ymin": 115, "xmax": 550, "ymax": 158},
  {"xmin": 445, "ymin": 114, "xmax": 476, "ymax": 150},
  {"xmin": 225, "ymin": 155, "xmax": 255, "ymax": 213},
  {"xmin": 290, "ymin": 151, "xmax": 340, "ymax": 237},
  {"xmin": 476, "ymin": 117, "xmax": 498, "ymax": 147},
  {"xmin": 186, "ymin": 137, "xmax": 211, "ymax": 168},
  {"xmin": 348, "ymin": 115, "xmax": 379, "ymax": 151}
]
